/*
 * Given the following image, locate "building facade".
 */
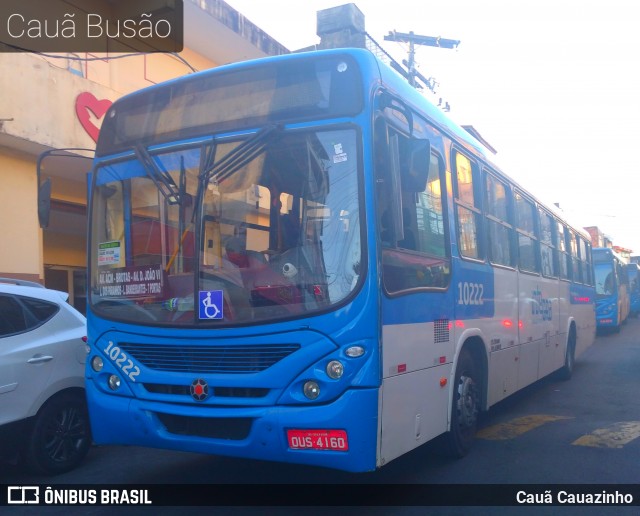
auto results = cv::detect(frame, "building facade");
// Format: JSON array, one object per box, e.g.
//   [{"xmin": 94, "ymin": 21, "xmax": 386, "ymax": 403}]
[{"xmin": 0, "ymin": 0, "xmax": 288, "ymax": 312}]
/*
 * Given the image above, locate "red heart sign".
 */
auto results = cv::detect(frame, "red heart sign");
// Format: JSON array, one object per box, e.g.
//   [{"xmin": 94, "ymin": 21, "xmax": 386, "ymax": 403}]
[{"xmin": 75, "ymin": 92, "xmax": 113, "ymax": 143}]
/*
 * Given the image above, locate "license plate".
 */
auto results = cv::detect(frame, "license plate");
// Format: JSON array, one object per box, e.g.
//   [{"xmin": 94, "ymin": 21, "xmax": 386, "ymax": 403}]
[{"xmin": 287, "ymin": 429, "xmax": 349, "ymax": 451}]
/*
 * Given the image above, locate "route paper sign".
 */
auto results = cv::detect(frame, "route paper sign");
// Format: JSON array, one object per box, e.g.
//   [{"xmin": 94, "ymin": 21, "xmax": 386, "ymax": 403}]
[
  {"xmin": 98, "ymin": 241, "xmax": 121, "ymax": 266},
  {"xmin": 97, "ymin": 264, "xmax": 164, "ymax": 298}
]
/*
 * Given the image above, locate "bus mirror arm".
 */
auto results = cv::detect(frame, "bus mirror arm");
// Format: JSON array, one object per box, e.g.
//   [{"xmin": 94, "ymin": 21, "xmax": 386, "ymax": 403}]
[
  {"xmin": 378, "ymin": 92, "xmax": 414, "ymax": 137},
  {"xmin": 38, "ymin": 178, "xmax": 51, "ymax": 229}
]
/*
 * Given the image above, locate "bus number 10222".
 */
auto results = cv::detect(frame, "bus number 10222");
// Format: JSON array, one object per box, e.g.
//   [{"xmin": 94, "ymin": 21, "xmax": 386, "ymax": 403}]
[{"xmin": 457, "ymin": 281, "xmax": 484, "ymax": 306}]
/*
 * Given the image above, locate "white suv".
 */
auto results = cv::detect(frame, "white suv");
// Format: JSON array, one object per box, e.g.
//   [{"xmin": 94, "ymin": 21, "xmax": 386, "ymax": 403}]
[{"xmin": 0, "ymin": 278, "xmax": 91, "ymax": 475}]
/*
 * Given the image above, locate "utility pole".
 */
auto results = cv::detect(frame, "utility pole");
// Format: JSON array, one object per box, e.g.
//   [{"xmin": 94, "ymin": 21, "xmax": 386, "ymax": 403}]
[{"xmin": 384, "ymin": 30, "xmax": 459, "ymax": 89}]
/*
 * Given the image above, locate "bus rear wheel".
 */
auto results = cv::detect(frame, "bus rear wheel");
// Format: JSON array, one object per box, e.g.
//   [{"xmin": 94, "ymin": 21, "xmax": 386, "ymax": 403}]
[
  {"xmin": 444, "ymin": 348, "xmax": 480, "ymax": 458},
  {"xmin": 557, "ymin": 328, "xmax": 576, "ymax": 381}
]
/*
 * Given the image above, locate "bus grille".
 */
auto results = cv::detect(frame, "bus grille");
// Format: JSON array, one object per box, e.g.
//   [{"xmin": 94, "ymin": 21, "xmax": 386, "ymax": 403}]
[
  {"xmin": 119, "ymin": 343, "xmax": 300, "ymax": 373},
  {"xmin": 144, "ymin": 383, "xmax": 269, "ymax": 398},
  {"xmin": 155, "ymin": 413, "xmax": 253, "ymax": 440}
]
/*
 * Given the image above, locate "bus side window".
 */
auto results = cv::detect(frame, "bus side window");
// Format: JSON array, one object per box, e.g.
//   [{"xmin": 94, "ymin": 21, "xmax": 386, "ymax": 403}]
[
  {"xmin": 538, "ymin": 208, "xmax": 556, "ymax": 277},
  {"xmin": 485, "ymin": 172, "xmax": 514, "ymax": 267},
  {"xmin": 379, "ymin": 144, "xmax": 450, "ymax": 292},
  {"xmin": 515, "ymin": 192, "xmax": 539, "ymax": 273},
  {"xmin": 568, "ymin": 231, "xmax": 580, "ymax": 282},
  {"xmin": 453, "ymin": 151, "xmax": 483, "ymax": 260},
  {"xmin": 374, "ymin": 118, "xmax": 394, "ymax": 246},
  {"xmin": 577, "ymin": 237, "xmax": 590, "ymax": 284},
  {"xmin": 556, "ymin": 222, "xmax": 570, "ymax": 280},
  {"xmin": 410, "ymin": 152, "xmax": 447, "ymax": 257}
]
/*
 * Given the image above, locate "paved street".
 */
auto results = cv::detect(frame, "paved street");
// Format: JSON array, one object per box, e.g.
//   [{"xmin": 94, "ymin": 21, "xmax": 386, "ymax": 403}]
[{"xmin": 3, "ymin": 317, "xmax": 640, "ymax": 513}]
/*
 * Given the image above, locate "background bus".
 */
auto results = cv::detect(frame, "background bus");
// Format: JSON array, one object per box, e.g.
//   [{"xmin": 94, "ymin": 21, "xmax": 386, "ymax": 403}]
[
  {"xmin": 85, "ymin": 48, "xmax": 596, "ymax": 473},
  {"xmin": 626, "ymin": 262, "xmax": 640, "ymax": 316},
  {"xmin": 593, "ymin": 247, "xmax": 630, "ymax": 331}
]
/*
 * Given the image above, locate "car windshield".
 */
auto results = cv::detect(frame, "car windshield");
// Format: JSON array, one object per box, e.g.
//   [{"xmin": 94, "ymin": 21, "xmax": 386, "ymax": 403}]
[{"xmin": 89, "ymin": 127, "xmax": 362, "ymax": 326}]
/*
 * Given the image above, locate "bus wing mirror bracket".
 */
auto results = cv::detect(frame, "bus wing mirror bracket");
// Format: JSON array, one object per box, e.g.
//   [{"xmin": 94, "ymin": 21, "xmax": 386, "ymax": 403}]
[{"xmin": 38, "ymin": 177, "xmax": 52, "ymax": 228}]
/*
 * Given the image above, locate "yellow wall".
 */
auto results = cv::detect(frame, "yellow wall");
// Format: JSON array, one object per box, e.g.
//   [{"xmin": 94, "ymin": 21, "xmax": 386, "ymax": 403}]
[
  {"xmin": 0, "ymin": 153, "xmax": 42, "ymax": 279},
  {"xmin": 0, "ymin": 44, "xmax": 219, "ymax": 282},
  {"xmin": 43, "ymin": 232, "xmax": 86, "ymax": 268},
  {"xmin": 0, "ymin": 50, "xmax": 217, "ymax": 152},
  {"xmin": 0, "ymin": 0, "xmax": 286, "ymax": 284}
]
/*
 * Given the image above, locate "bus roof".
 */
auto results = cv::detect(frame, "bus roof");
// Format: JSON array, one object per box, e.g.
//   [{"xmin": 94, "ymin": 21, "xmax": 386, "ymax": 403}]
[{"xmin": 98, "ymin": 47, "xmax": 589, "ymax": 240}]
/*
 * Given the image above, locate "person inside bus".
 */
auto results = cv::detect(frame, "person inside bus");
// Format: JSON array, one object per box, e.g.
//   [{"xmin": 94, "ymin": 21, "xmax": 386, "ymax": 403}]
[
  {"xmin": 380, "ymin": 210, "xmax": 394, "ymax": 247},
  {"xmin": 225, "ymin": 236, "xmax": 268, "ymax": 269},
  {"xmin": 604, "ymin": 273, "xmax": 614, "ymax": 295},
  {"xmin": 225, "ymin": 236, "xmax": 250, "ymax": 269},
  {"xmin": 279, "ymin": 213, "xmax": 301, "ymax": 251}
]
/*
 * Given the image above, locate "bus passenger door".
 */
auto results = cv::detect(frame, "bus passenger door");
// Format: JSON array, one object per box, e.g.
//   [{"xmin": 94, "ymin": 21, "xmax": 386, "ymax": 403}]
[
  {"xmin": 514, "ymin": 194, "xmax": 553, "ymax": 389},
  {"xmin": 375, "ymin": 115, "xmax": 454, "ymax": 465},
  {"xmin": 536, "ymin": 210, "xmax": 563, "ymax": 378},
  {"xmin": 483, "ymin": 171, "xmax": 519, "ymax": 405}
]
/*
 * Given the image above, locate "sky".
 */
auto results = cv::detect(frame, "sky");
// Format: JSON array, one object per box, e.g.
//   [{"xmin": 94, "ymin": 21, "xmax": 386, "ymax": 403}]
[{"xmin": 225, "ymin": 0, "xmax": 640, "ymax": 252}]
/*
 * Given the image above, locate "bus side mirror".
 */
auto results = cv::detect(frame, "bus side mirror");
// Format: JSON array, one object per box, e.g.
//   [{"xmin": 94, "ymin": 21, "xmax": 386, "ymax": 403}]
[
  {"xmin": 36, "ymin": 147, "xmax": 95, "ymax": 229},
  {"xmin": 402, "ymin": 139, "xmax": 431, "ymax": 191},
  {"xmin": 38, "ymin": 178, "xmax": 52, "ymax": 228}
]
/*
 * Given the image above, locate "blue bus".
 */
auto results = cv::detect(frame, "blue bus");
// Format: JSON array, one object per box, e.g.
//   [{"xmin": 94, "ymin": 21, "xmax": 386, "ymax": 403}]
[
  {"xmin": 626, "ymin": 262, "xmax": 640, "ymax": 315},
  {"xmin": 85, "ymin": 48, "xmax": 596, "ymax": 472},
  {"xmin": 593, "ymin": 247, "xmax": 630, "ymax": 332}
]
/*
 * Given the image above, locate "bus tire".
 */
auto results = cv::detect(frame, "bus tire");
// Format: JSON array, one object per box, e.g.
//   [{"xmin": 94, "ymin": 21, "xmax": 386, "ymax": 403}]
[
  {"xmin": 444, "ymin": 348, "xmax": 480, "ymax": 458},
  {"xmin": 557, "ymin": 328, "xmax": 576, "ymax": 381}
]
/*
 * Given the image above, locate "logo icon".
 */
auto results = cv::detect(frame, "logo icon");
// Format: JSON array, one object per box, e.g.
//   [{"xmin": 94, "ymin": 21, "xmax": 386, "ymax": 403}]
[
  {"xmin": 7, "ymin": 486, "xmax": 39, "ymax": 504},
  {"xmin": 198, "ymin": 290, "xmax": 223, "ymax": 320},
  {"xmin": 190, "ymin": 378, "xmax": 209, "ymax": 401}
]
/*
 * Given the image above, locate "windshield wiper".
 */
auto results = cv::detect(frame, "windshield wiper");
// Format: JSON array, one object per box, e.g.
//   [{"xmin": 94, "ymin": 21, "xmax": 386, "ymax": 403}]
[
  {"xmin": 134, "ymin": 145, "xmax": 182, "ymax": 205},
  {"xmin": 193, "ymin": 124, "xmax": 280, "ymax": 223},
  {"xmin": 201, "ymin": 123, "xmax": 280, "ymax": 186}
]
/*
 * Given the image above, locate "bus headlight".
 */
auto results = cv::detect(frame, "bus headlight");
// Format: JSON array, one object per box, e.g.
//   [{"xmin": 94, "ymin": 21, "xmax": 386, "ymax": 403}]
[
  {"xmin": 91, "ymin": 356, "xmax": 104, "ymax": 372},
  {"xmin": 108, "ymin": 374, "xmax": 122, "ymax": 391},
  {"xmin": 326, "ymin": 360, "xmax": 344, "ymax": 379},
  {"xmin": 303, "ymin": 380, "xmax": 320, "ymax": 400}
]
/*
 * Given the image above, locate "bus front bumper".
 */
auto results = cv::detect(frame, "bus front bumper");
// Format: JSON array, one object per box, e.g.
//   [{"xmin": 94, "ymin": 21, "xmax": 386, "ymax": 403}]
[{"xmin": 85, "ymin": 382, "xmax": 379, "ymax": 473}]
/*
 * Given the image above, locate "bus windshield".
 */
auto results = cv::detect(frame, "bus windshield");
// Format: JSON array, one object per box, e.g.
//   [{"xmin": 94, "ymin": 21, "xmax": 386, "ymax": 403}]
[
  {"xmin": 594, "ymin": 261, "xmax": 616, "ymax": 298},
  {"xmin": 90, "ymin": 127, "xmax": 362, "ymax": 326}
]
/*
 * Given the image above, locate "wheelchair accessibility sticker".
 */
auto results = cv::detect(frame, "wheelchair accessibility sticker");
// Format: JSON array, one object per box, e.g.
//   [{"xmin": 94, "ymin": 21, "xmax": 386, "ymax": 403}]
[{"xmin": 199, "ymin": 290, "xmax": 223, "ymax": 319}]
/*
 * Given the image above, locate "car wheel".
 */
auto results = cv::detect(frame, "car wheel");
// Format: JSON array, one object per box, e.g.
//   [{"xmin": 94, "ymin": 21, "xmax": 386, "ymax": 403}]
[{"xmin": 25, "ymin": 392, "xmax": 92, "ymax": 475}]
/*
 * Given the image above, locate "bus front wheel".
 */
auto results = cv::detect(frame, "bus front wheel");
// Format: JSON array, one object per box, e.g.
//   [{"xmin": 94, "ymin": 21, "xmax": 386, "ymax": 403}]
[{"xmin": 444, "ymin": 348, "xmax": 480, "ymax": 458}]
